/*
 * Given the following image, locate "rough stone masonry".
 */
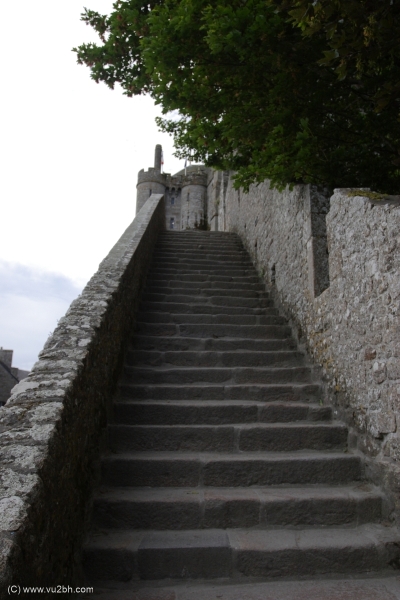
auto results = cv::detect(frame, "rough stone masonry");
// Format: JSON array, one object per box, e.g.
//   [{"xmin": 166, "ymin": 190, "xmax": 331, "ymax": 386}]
[
  {"xmin": 221, "ymin": 177, "xmax": 400, "ymax": 521},
  {"xmin": 0, "ymin": 196, "xmax": 165, "ymax": 597}
]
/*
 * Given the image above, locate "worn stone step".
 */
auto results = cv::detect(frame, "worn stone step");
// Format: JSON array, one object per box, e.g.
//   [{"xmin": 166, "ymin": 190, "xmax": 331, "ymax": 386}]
[
  {"xmin": 139, "ymin": 302, "xmax": 276, "ymax": 316},
  {"xmin": 141, "ymin": 293, "xmax": 273, "ymax": 308},
  {"xmin": 135, "ymin": 323, "xmax": 292, "ymax": 339},
  {"xmin": 101, "ymin": 451, "xmax": 362, "ymax": 487},
  {"xmin": 113, "ymin": 400, "xmax": 331, "ymax": 425},
  {"xmin": 151, "ymin": 254, "xmax": 253, "ymax": 265},
  {"xmin": 150, "ymin": 258, "xmax": 255, "ymax": 267},
  {"xmin": 83, "ymin": 524, "xmax": 399, "ymax": 582},
  {"xmin": 147, "ymin": 273, "xmax": 261, "ymax": 285},
  {"xmin": 152, "ymin": 249, "xmax": 250, "ymax": 269},
  {"xmin": 136, "ymin": 312, "xmax": 285, "ymax": 326},
  {"xmin": 158, "ymin": 231, "xmax": 240, "ymax": 238},
  {"xmin": 156, "ymin": 240, "xmax": 243, "ymax": 249},
  {"xmin": 108, "ymin": 422, "xmax": 347, "ymax": 453},
  {"xmin": 131, "ymin": 336, "xmax": 295, "ymax": 353},
  {"xmin": 153, "ymin": 249, "xmax": 248, "ymax": 258},
  {"xmin": 154, "ymin": 248, "xmax": 246, "ymax": 259},
  {"xmin": 158, "ymin": 233, "xmax": 241, "ymax": 239},
  {"xmin": 92, "ymin": 484, "xmax": 383, "ymax": 530},
  {"xmin": 78, "ymin": 575, "xmax": 400, "ymax": 600},
  {"xmin": 147, "ymin": 265, "xmax": 259, "ymax": 283},
  {"xmin": 156, "ymin": 239, "xmax": 243, "ymax": 249},
  {"xmin": 228, "ymin": 525, "xmax": 400, "ymax": 579},
  {"xmin": 119, "ymin": 383, "xmax": 321, "ymax": 402},
  {"xmin": 126, "ymin": 350, "xmax": 303, "ymax": 368},
  {"xmin": 144, "ymin": 286, "xmax": 268, "ymax": 299},
  {"xmin": 158, "ymin": 232, "xmax": 241, "ymax": 240},
  {"xmin": 149, "ymin": 267, "xmax": 258, "ymax": 278},
  {"xmin": 145, "ymin": 280, "xmax": 266, "ymax": 291},
  {"xmin": 124, "ymin": 366, "xmax": 313, "ymax": 386}
]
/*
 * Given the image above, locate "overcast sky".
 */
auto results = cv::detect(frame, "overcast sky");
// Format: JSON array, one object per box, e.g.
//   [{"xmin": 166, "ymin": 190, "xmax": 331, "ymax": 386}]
[{"xmin": 0, "ymin": 1, "xmax": 183, "ymax": 370}]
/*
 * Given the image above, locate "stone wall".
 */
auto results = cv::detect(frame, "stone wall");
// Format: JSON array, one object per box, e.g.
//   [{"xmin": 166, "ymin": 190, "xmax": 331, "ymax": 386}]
[
  {"xmin": 223, "ymin": 176, "xmax": 400, "ymax": 519},
  {"xmin": 0, "ymin": 351, "xmax": 29, "ymax": 407},
  {"xmin": 0, "ymin": 195, "xmax": 165, "ymax": 598},
  {"xmin": 207, "ymin": 170, "xmax": 229, "ymax": 231},
  {"xmin": 0, "ymin": 364, "xmax": 18, "ymax": 408}
]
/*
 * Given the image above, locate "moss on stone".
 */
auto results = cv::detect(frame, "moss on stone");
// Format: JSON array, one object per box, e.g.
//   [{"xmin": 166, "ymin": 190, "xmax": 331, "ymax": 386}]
[{"xmin": 345, "ymin": 190, "xmax": 388, "ymax": 201}]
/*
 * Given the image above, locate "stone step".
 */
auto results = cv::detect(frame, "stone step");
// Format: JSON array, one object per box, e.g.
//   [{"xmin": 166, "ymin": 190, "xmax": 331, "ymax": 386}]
[
  {"xmin": 118, "ymin": 383, "xmax": 321, "ymax": 402},
  {"xmin": 91, "ymin": 484, "xmax": 383, "ymax": 530},
  {"xmin": 108, "ymin": 423, "xmax": 347, "ymax": 453},
  {"xmin": 126, "ymin": 350, "xmax": 303, "ymax": 368},
  {"xmin": 156, "ymin": 236, "xmax": 241, "ymax": 241},
  {"xmin": 147, "ymin": 273, "xmax": 260, "ymax": 284},
  {"xmin": 113, "ymin": 400, "xmax": 332, "ymax": 425},
  {"xmin": 123, "ymin": 366, "xmax": 313, "ymax": 386},
  {"xmin": 83, "ymin": 524, "xmax": 400, "ymax": 582},
  {"xmin": 136, "ymin": 312, "xmax": 285, "ymax": 326},
  {"xmin": 156, "ymin": 239, "xmax": 243, "ymax": 248},
  {"xmin": 158, "ymin": 231, "xmax": 239, "ymax": 237},
  {"xmin": 150, "ymin": 257, "xmax": 255, "ymax": 266},
  {"xmin": 151, "ymin": 254, "xmax": 253, "ymax": 265},
  {"xmin": 155, "ymin": 243, "xmax": 246, "ymax": 253},
  {"xmin": 141, "ymin": 293, "xmax": 273, "ymax": 308},
  {"xmin": 145, "ymin": 280, "xmax": 266, "ymax": 291},
  {"xmin": 154, "ymin": 247, "xmax": 246, "ymax": 258},
  {"xmin": 153, "ymin": 247, "xmax": 248, "ymax": 256},
  {"xmin": 139, "ymin": 302, "xmax": 277, "ymax": 316},
  {"xmin": 101, "ymin": 451, "xmax": 362, "ymax": 487},
  {"xmin": 149, "ymin": 267, "xmax": 258, "ymax": 277},
  {"xmin": 78, "ymin": 575, "xmax": 400, "ymax": 600},
  {"xmin": 158, "ymin": 230, "xmax": 240, "ymax": 237},
  {"xmin": 131, "ymin": 336, "xmax": 296, "ymax": 353},
  {"xmin": 134, "ymin": 323, "xmax": 292, "ymax": 339},
  {"xmin": 144, "ymin": 286, "xmax": 269, "ymax": 298}
]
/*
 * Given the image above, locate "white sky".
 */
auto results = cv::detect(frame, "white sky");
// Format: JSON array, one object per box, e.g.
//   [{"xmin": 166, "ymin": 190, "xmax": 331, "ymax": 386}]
[{"xmin": 0, "ymin": 1, "xmax": 183, "ymax": 370}]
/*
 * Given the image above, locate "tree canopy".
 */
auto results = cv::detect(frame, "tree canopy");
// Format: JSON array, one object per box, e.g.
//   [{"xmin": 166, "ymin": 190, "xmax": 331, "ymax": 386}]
[{"xmin": 74, "ymin": 1, "xmax": 400, "ymax": 192}]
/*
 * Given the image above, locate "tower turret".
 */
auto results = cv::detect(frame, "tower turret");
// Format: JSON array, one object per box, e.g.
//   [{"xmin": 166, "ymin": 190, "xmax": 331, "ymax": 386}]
[
  {"xmin": 180, "ymin": 167, "xmax": 208, "ymax": 229},
  {"xmin": 154, "ymin": 144, "xmax": 162, "ymax": 172},
  {"xmin": 136, "ymin": 145, "xmax": 167, "ymax": 214}
]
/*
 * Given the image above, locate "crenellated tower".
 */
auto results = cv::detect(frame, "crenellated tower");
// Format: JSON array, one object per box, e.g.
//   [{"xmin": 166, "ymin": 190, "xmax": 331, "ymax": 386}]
[
  {"xmin": 136, "ymin": 144, "xmax": 167, "ymax": 214},
  {"xmin": 136, "ymin": 145, "xmax": 210, "ymax": 230}
]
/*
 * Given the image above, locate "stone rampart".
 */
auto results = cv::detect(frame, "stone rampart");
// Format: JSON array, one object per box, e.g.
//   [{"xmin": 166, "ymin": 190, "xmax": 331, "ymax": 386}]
[
  {"xmin": 0, "ymin": 195, "xmax": 165, "ymax": 598},
  {"xmin": 225, "ymin": 177, "xmax": 400, "ymax": 519}
]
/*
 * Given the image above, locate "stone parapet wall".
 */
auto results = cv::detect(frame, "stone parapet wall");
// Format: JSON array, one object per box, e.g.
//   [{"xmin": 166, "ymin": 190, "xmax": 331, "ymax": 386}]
[
  {"xmin": 0, "ymin": 195, "xmax": 165, "ymax": 598},
  {"xmin": 224, "ymin": 176, "xmax": 400, "ymax": 519},
  {"xmin": 325, "ymin": 193, "xmax": 400, "ymax": 487},
  {"xmin": 137, "ymin": 168, "xmax": 166, "ymax": 186}
]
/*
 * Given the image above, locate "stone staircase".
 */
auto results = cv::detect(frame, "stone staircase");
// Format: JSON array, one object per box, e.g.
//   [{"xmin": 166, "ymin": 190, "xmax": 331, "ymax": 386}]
[{"xmin": 82, "ymin": 231, "xmax": 400, "ymax": 598}]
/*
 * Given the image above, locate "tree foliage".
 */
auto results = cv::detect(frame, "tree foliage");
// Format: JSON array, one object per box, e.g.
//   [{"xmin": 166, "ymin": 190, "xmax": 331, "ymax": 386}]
[{"xmin": 74, "ymin": 1, "xmax": 400, "ymax": 192}]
